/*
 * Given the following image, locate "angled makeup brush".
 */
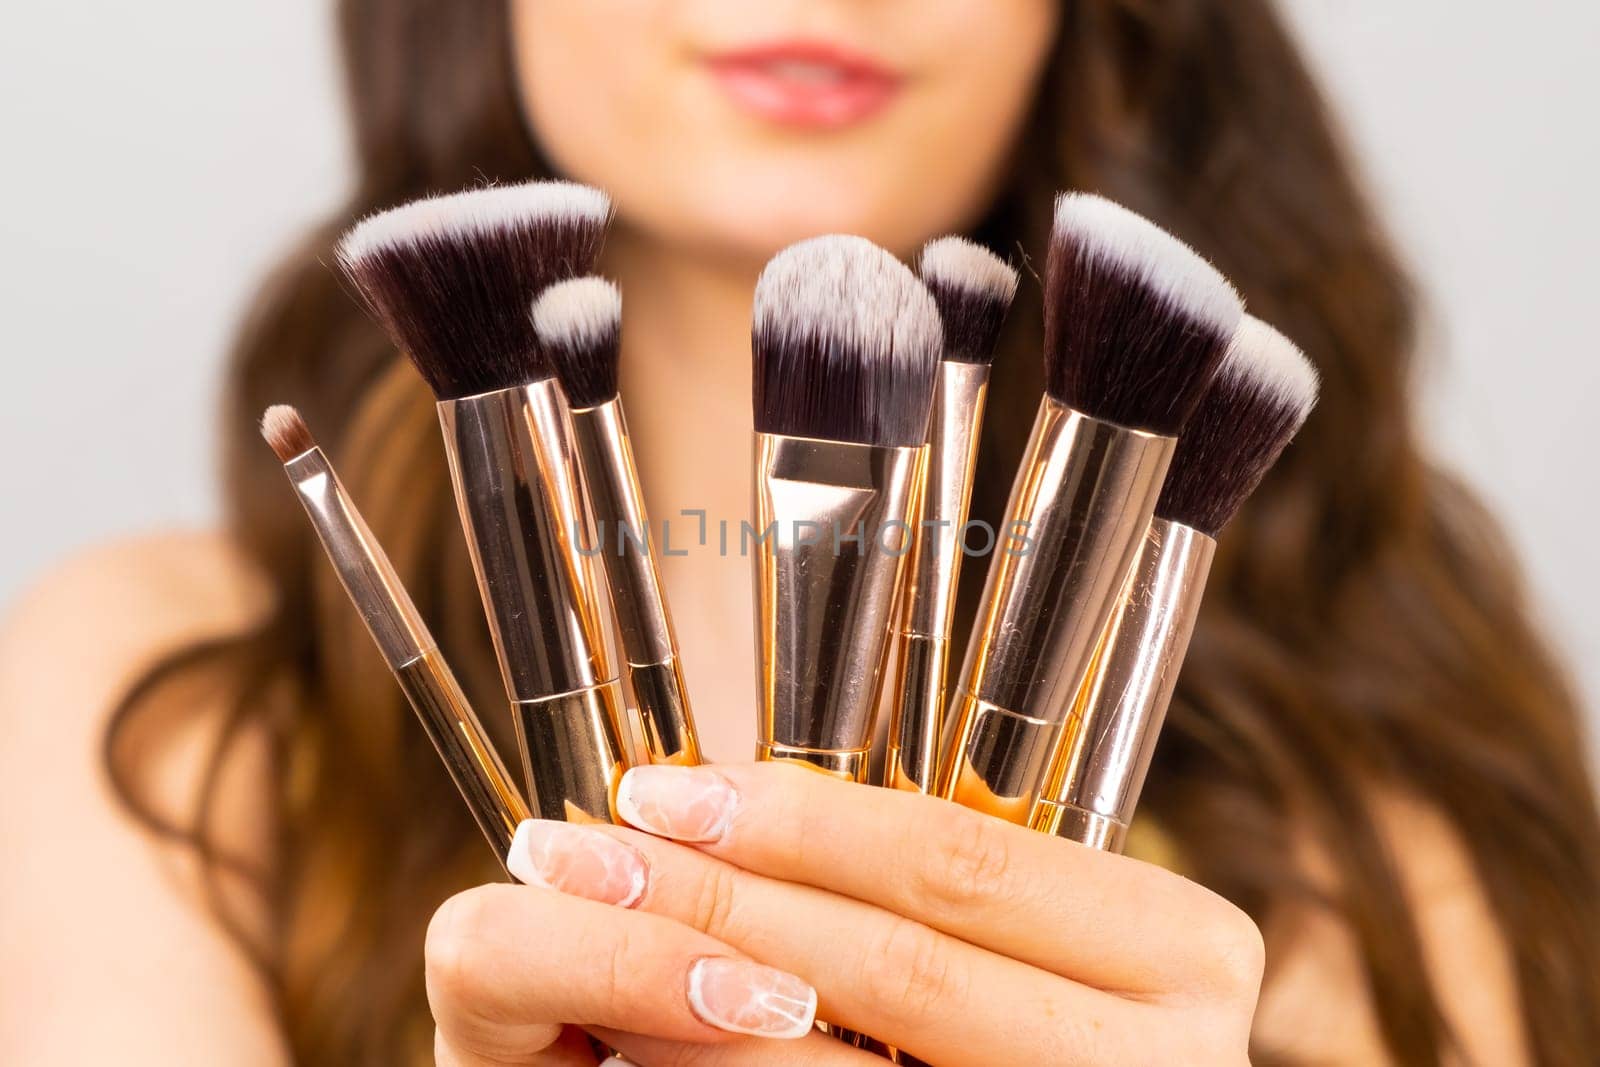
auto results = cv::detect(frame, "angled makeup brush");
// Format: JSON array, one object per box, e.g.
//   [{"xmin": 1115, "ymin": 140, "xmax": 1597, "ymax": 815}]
[
  {"xmin": 336, "ymin": 180, "xmax": 632, "ymax": 826},
  {"xmin": 939, "ymin": 193, "xmax": 1243, "ymax": 823},
  {"xmin": 751, "ymin": 234, "xmax": 943, "ymax": 782},
  {"xmin": 262, "ymin": 406, "xmax": 530, "ymax": 868},
  {"xmin": 1033, "ymin": 317, "xmax": 1319, "ymax": 847},
  {"xmin": 885, "ymin": 238, "xmax": 1019, "ymax": 793},
  {"xmin": 533, "ymin": 277, "xmax": 703, "ymax": 768}
]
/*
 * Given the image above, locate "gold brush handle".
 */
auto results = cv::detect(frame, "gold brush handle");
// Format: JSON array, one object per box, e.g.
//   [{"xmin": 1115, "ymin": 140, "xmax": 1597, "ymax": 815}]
[
  {"xmin": 573, "ymin": 401, "xmax": 705, "ymax": 768},
  {"xmin": 626, "ymin": 660, "xmax": 702, "ymax": 766},
  {"xmin": 395, "ymin": 652, "xmax": 531, "ymax": 863},
  {"xmin": 511, "ymin": 683, "xmax": 632, "ymax": 825},
  {"xmin": 885, "ymin": 634, "xmax": 948, "ymax": 793}
]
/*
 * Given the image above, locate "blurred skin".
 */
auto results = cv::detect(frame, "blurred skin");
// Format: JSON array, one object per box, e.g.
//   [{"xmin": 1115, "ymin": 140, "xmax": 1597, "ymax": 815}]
[
  {"xmin": 0, "ymin": 2, "xmax": 1527, "ymax": 1065},
  {"xmin": 513, "ymin": 0, "xmax": 1056, "ymax": 260},
  {"xmin": 428, "ymin": 4, "xmax": 1266, "ymax": 1065}
]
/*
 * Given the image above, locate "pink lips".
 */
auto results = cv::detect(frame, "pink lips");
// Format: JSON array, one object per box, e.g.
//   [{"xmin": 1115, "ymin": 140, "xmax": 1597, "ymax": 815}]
[{"xmin": 703, "ymin": 41, "xmax": 903, "ymax": 129}]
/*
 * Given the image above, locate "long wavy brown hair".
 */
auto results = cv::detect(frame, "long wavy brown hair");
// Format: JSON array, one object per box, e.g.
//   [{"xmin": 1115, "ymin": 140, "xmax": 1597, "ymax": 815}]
[{"xmin": 107, "ymin": 1, "xmax": 1600, "ymax": 1063}]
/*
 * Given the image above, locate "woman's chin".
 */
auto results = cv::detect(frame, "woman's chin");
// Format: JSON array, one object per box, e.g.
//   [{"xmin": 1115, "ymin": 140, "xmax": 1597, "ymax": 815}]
[{"xmin": 628, "ymin": 187, "xmax": 955, "ymax": 267}]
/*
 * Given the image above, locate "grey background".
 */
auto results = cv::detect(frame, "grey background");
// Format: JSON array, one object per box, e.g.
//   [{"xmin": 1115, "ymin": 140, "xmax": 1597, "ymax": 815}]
[{"xmin": 0, "ymin": 2, "xmax": 1594, "ymax": 727}]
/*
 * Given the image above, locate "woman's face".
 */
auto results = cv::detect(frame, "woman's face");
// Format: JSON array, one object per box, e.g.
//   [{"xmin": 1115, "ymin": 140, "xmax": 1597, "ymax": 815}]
[{"xmin": 512, "ymin": 0, "xmax": 1058, "ymax": 262}]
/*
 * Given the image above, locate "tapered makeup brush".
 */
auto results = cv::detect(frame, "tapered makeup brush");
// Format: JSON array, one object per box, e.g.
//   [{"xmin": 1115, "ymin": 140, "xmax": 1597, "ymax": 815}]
[
  {"xmin": 533, "ymin": 277, "xmax": 704, "ymax": 768},
  {"xmin": 885, "ymin": 238, "xmax": 1020, "ymax": 794},
  {"xmin": 336, "ymin": 180, "xmax": 632, "ymax": 826},
  {"xmin": 1032, "ymin": 317, "xmax": 1319, "ymax": 847},
  {"xmin": 939, "ymin": 193, "xmax": 1243, "ymax": 824},
  {"xmin": 751, "ymin": 235, "xmax": 943, "ymax": 783},
  {"xmin": 261, "ymin": 406, "xmax": 531, "ymax": 868}
]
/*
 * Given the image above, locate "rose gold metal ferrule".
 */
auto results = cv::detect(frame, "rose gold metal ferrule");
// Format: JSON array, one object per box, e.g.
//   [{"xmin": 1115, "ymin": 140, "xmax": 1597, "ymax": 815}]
[
  {"xmin": 437, "ymin": 381, "xmax": 629, "ymax": 824},
  {"xmin": 752, "ymin": 433, "xmax": 923, "ymax": 783},
  {"xmin": 282, "ymin": 446, "xmax": 530, "ymax": 866},
  {"xmin": 1031, "ymin": 518, "xmax": 1215, "ymax": 850},
  {"xmin": 938, "ymin": 399, "xmax": 1174, "ymax": 822},
  {"xmin": 570, "ymin": 398, "xmax": 702, "ymax": 767},
  {"xmin": 886, "ymin": 361, "xmax": 990, "ymax": 793}
]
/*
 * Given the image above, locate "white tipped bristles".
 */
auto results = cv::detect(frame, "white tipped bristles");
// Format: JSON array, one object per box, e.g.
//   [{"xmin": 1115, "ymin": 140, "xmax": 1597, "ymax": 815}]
[
  {"xmin": 338, "ymin": 181, "xmax": 611, "ymax": 265},
  {"xmin": 754, "ymin": 235, "xmax": 944, "ymax": 374},
  {"xmin": 1155, "ymin": 314, "xmax": 1320, "ymax": 535},
  {"xmin": 531, "ymin": 278, "xmax": 622, "ymax": 353},
  {"xmin": 1219, "ymin": 316, "xmax": 1321, "ymax": 423},
  {"xmin": 753, "ymin": 235, "xmax": 943, "ymax": 447},
  {"xmin": 260, "ymin": 405, "xmax": 315, "ymax": 464},
  {"xmin": 919, "ymin": 237, "xmax": 1020, "ymax": 303},
  {"xmin": 1054, "ymin": 193, "xmax": 1241, "ymax": 340}
]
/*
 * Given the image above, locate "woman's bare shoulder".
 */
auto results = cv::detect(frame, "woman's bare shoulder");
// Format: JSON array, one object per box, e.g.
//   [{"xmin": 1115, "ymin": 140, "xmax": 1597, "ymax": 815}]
[
  {"xmin": 0, "ymin": 529, "xmax": 273, "ymax": 770},
  {"xmin": 0, "ymin": 530, "xmax": 289, "ymax": 1063},
  {"xmin": 2, "ymin": 529, "xmax": 270, "ymax": 664}
]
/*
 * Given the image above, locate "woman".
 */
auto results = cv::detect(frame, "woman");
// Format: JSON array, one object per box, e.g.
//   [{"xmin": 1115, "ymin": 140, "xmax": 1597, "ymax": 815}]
[{"xmin": 2, "ymin": 0, "xmax": 1596, "ymax": 1063}]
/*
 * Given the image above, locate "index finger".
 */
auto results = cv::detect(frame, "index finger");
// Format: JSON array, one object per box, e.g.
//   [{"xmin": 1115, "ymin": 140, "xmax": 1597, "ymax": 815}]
[{"xmin": 615, "ymin": 762, "xmax": 1253, "ymax": 994}]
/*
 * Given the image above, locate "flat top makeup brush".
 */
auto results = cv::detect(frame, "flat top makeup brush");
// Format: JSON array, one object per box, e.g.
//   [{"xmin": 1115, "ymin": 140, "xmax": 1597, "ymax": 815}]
[
  {"xmin": 940, "ymin": 193, "xmax": 1243, "ymax": 823},
  {"xmin": 1033, "ymin": 316, "xmax": 1319, "ymax": 848},
  {"xmin": 751, "ymin": 234, "xmax": 943, "ymax": 782},
  {"xmin": 261, "ymin": 405, "xmax": 531, "ymax": 868},
  {"xmin": 336, "ymin": 180, "xmax": 632, "ymax": 826},
  {"xmin": 533, "ymin": 277, "xmax": 704, "ymax": 767},
  {"xmin": 338, "ymin": 180, "xmax": 612, "ymax": 400},
  {"xmin": 885, "ymin": 238, "xmax": 1019, "ymax": 793}
]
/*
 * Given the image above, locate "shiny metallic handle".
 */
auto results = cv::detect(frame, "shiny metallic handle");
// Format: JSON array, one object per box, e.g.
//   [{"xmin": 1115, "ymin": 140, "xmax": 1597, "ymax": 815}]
[
  {"xmin": 1031, "ymin": 801, "xmax": 1127, "ymax": 852},
  {"xmin": 513, "ymin": 682, "xmax": 631, "ymax": 824},
  {"xmin": 571, "ymin": 400, "xmax": 703, "ymax": 766},
  {"xmin": 756, "ymin": 743, "xmax": 870, "ymax": 782},
  {"xmin": 886, "ymin": 634, "xmax": 948, "ymax": 793},
  {"xmin": 1031, "ymin": 519, "xmax": 1215, "ymax": 847},
  {"xmin": 752, "ymin": 435, "xmax": 923, "ymax": 762},
  {"xmin": 901, "ymin": 362, "xmax": 990, "ymax": 639},
  {"xmin": 940, "ymin": 402, "xmax": 1173, "ymax": 820},
  {"xmin": 939, "ymin": 697, "xmax": 1061, "ymax": 823},
  {"xmin": 571, "ymin": 400, "xmax": 678, "ymax": 662},
  {"xmin": 627, "ymin": 660, "xmax": 701, "ymax": 766},
  {"xmin": 438, "ymin": 383, "xmax": 614, "ymax": 702},
  {"xmin": 284, "ymin": 447, "xmax": 533, "ymax": 866},
  {"xmin": 287, "ymin": 449, "xmax": 431, "ymax": 666},
  {"xmin": 396, "ymin": 651, "xmax": 531, "ymax": 864},
  {"xmin": 958, "ymin": 401, "xmax": 1174, "ymax": 720},
  {"xmin": 886, "ymin": 362, "xmax": 989, "ymax": 794}
]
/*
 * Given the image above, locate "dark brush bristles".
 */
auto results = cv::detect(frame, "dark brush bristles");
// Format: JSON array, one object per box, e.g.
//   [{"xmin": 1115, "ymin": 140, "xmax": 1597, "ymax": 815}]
[
  {"xmin": 531, "ymin": 277, "xmax": 623, "ymax": 409},
  {"xmin": 753, "ymin": 235, "xmax": 943, "ymax": 447},
  {"xmin": 260, "ymin": 405, "xmax": 316, "ymax": 463},
  {"xmin": 1156, "ymin": 316, "xmax": 1320, "ymax": 536},
  {"xmin": 918, "ymin": 237, "xmax": 1020, "ymax": 366},
  {"xmin": 1044, "ymin": 194, "xmax": 1243, "ymax": 435},
  {"xmin": 335, "ymin": 181, "xmax": 612, "ymax": 401}
]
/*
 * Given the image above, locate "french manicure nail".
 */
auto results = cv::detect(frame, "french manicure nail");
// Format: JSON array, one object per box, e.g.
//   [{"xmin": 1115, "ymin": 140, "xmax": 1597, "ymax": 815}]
[
  {"xmin": 687, "ymin": 957, "xmax": 818, "ymax": 1039},
  {"xmin": 616, "ymin": 766, "xmax": 738, "ymax": 843},
  {"xmin": 506, "ymin": 821, "xmax": 649, "ymax": 907}
]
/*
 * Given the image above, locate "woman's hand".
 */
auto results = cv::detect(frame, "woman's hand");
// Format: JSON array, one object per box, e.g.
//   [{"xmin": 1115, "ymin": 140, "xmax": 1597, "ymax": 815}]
[{"xmin": 427, "ymin": 762, "xmax": 1265, "ymax": 1066}]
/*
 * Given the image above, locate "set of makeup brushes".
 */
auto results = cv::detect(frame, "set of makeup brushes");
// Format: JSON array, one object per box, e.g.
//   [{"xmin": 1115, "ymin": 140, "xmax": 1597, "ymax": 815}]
[{"xmin": 262, "ymin": 176, "xmax": 1316, "ymax": 943}]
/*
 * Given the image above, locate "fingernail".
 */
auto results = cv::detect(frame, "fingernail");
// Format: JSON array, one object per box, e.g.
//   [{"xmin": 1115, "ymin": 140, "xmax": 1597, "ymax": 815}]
[
  {"xmin": 616, "ymin": 766, "xmax": 738, "ymax": 844},
  {"xmin": 506, "ymin": 821, "xmax": 649, "ymax": 907},
  {"xmin": 687, "ymin": 957, "xmax": 818, "ymax": 1039}
]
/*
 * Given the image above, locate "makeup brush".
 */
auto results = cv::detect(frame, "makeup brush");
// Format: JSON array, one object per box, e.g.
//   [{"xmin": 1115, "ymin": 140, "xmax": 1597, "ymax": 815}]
[
  {"xmin": 1032, "ymin": 316, "xmax": 1319, "ymax": 847},
  {"xmin": 751, "ymin": 234, "xmax": 943, "ymax": 782},
  {"xmin": 533, "ymin": 277, "xmax": 704, "ymax": 768},
  {"xmin": 939, "ymin": 193, "xmax": 1243, "ymax": 824},
  {"xmin": 336, "ymin": 180, "xmax": 632, "ymax": 826},
  {"xmin": 261, "ymin": 405, "xmax": 531, "ymax": 868},
  {"xmin": 884, "ymin": 238, "xmax": 1020, "ymax": 794}
]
